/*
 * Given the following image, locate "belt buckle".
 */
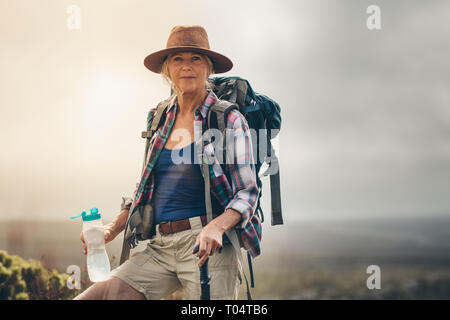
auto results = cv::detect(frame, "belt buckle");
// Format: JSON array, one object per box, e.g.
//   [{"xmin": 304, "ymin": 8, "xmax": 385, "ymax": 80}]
[{"xmin": 159, "ymin": 221, "xmax": 172, "ymax": 234}]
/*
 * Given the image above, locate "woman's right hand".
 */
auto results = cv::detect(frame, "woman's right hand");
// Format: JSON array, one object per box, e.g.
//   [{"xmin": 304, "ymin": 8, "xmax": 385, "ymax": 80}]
[
  {"xmin": 79, "ymin": 222, "xmax": 122, "ymax": 255},
  {"xmin": 80, "ymin": 209, "xmax": 129, "ymax": 255}
]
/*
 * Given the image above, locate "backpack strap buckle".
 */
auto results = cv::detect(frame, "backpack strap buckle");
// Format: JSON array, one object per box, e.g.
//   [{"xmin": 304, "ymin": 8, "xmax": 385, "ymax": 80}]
[{"xmin": 141, "ymin": 131, "xmax": 153, "ymax": 139}]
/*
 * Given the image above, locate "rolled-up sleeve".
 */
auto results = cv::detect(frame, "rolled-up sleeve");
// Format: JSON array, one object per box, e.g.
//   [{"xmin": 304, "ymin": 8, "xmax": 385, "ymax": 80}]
[{"xmin": 224, "ymin": 110, "xmax": 259, "ymax": 229}]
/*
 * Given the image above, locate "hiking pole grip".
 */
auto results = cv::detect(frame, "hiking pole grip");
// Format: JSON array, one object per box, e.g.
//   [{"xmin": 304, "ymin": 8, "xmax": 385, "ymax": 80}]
[{"xmin": 193, "ymin": 244, "xmax": 211, "ymax": 300}]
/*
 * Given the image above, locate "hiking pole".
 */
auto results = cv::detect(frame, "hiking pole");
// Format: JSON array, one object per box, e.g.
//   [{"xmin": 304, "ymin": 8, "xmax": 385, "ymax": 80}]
[{"xmin": 193, "ymin": 244, "xmax": 210, "ymax": 300}]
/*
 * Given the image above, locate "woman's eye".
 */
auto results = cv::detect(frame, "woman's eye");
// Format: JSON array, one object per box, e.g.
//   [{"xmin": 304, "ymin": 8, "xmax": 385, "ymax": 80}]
[
  {"xmin": 173, "ymin": 57, "xmax": 181, "ymax": 61},
  {"xmin": 192, "ymin": 56, "xmax": 201, "ymax": 61}
]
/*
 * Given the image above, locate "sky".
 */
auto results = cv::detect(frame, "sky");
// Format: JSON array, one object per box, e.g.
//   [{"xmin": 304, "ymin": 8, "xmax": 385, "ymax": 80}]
[{"xmin": 0, "ymin": 0, "xmax": 449, "ymax": 222}]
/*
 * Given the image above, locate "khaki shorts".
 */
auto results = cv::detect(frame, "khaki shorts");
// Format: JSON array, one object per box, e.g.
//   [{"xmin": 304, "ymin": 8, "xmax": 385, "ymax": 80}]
[{"xmin": 110, "ymin": 216, "xmax": 242, "ymax": 300}]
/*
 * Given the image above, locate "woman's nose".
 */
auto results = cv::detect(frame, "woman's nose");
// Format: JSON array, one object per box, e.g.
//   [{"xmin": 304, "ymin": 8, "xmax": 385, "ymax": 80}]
[{"xmin": 181, "ymin": 64, "xmax": 192, "ymax": 71}]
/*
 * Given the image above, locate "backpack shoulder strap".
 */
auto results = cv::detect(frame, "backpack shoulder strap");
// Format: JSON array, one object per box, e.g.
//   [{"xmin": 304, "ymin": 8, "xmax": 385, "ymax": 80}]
[
  {"xmin": 207, "ymin": 100, "xmax": 238, "ymax": 133},
  {"xmin": 141, "ymin": 97, "xmax": 172, "ymax": 139},
  {"xmin": 207, "ymin": 100, "xmax": 238, "ymax": 178},
  {"xmin": 205, "ymin": 99, "xmax": 254, "ymax": 300},
  {"xmin": 201, "ymin": 100, "xmax": 237, "ymax": 224}
]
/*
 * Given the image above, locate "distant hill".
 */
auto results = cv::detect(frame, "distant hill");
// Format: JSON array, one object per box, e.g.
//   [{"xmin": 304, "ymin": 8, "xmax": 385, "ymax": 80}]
[
  {"xmin": 256, "ymin": 215, "xmax": 450, "ymax": 271},
  {"xmin": 1, "ymin": 215, "xmax": 450, "ymax": 272}
]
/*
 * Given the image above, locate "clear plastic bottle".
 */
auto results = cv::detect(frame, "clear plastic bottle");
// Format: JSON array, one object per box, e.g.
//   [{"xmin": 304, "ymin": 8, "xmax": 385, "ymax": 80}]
[{"xmin": 71, "ymin": 208, "xmax": 111, "ymax": 282}]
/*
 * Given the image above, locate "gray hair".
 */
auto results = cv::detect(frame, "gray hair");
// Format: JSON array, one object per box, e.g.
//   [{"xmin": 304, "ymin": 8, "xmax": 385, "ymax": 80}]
[{"xmin": 160, "ymin": 52, "xmax": 215, "ymax": 94}]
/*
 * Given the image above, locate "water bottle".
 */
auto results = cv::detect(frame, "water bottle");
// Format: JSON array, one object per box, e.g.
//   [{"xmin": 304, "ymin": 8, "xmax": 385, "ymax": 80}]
[{"xmin": 70, "ymin": 208, "xmax": 111, "ymax": 282}]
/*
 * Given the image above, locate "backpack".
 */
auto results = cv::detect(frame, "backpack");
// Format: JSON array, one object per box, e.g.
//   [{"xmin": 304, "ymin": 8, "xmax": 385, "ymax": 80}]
[
  {"xmin": 209, "ymin": 76, "xmax": 283, "ymax": 227},
  {"xmin": 205, "ymin": 77, "xmax": 283, "ymax": 298}
]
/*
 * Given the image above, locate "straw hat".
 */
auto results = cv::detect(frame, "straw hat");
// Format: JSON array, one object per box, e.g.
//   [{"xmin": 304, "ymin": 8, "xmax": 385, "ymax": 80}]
[{"xmin": 144, "ymin": 25, "xmax": 233, "ymax": 74}]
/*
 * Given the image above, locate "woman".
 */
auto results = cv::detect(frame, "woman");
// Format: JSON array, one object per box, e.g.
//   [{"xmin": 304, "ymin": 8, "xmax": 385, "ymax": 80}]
[{"xmin": 75, "ymin": 25, "xmax": 259, "ymax": 300}]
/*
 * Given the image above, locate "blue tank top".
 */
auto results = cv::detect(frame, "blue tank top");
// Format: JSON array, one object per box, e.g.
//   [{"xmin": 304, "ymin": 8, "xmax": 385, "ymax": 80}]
[{"xmin": 152, "ymin": 142, "xmax": 206, "ymax": 224}]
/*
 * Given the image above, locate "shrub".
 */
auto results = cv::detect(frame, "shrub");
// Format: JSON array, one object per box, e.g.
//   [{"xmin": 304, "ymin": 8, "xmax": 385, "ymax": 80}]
[{"xmin": 0, "ymin": 250, "xmax": 80, "ymax": 300}]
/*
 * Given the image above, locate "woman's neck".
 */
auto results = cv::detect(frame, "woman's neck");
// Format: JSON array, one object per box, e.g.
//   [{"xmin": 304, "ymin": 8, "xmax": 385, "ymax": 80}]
[{"xmin": 176, "ymin": 89, "xmax": 208, "ymax": 116}]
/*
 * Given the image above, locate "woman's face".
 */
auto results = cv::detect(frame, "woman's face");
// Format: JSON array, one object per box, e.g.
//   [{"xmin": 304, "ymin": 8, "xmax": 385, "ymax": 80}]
[{"xmin": 167, "ymin": 51, "xmax": 209, "ymax": 94}]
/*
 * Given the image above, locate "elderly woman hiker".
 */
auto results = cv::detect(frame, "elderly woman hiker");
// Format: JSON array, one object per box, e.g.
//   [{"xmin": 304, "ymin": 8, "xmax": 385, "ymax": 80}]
[{"xmin": 74, "ymin": 25, "xmax": 260, "ymax": 300}]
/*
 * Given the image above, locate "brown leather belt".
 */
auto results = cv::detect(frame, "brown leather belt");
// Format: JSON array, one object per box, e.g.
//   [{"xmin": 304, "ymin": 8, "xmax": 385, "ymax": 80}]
[{"xmin": 158, "ymin": 215, "xmax": 208, "ymax": 235}]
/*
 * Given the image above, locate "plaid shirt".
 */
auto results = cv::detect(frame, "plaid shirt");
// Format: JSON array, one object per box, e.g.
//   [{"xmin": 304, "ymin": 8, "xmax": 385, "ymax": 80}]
[{"xmin": 122, "ymin": 90, "xmax": 262, "ymax": 257}]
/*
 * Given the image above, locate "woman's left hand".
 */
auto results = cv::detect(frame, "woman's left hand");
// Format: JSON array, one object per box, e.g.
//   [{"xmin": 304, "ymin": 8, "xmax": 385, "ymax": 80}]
[{"xmin": 193, "ymin": 222, "xmax": 224, "ymax": 267}]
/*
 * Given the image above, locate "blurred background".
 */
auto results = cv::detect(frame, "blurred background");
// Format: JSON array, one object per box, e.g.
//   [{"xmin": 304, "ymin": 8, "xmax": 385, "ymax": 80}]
[{"xmin": 1, "ymin": 0, "xmax": 450, "ymax": 299}]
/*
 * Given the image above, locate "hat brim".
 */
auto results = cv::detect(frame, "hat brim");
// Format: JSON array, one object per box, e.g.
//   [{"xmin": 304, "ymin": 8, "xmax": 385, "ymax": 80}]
[{"xmin": 144, "ymin": 46, "xmax": 233, "ymax": 74}]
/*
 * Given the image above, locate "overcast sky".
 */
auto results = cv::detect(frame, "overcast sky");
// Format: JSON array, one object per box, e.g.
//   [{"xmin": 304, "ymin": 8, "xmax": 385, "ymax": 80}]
[{"xmin": 0, "ymin": 0, "xmax": 449, "ymax": 222}]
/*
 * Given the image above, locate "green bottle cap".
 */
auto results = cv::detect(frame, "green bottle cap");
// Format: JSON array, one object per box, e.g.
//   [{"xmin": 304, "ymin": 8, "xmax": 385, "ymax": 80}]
[{"xmin": 70, "ymin": 208, "xmax": 101, "ymax": 221}]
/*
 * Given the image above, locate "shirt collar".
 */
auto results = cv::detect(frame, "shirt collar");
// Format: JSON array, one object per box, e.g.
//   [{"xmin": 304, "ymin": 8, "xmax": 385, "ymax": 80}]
[{"xmin": 165, "ymin": 89, "xmax": 218, "ymax": 119}]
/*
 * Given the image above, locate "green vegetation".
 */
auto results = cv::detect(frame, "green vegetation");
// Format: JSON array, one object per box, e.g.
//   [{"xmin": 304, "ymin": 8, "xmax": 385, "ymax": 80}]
[{"xmin": 0, "ymin": 250, "xmax": 80, "ymax": 300}]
